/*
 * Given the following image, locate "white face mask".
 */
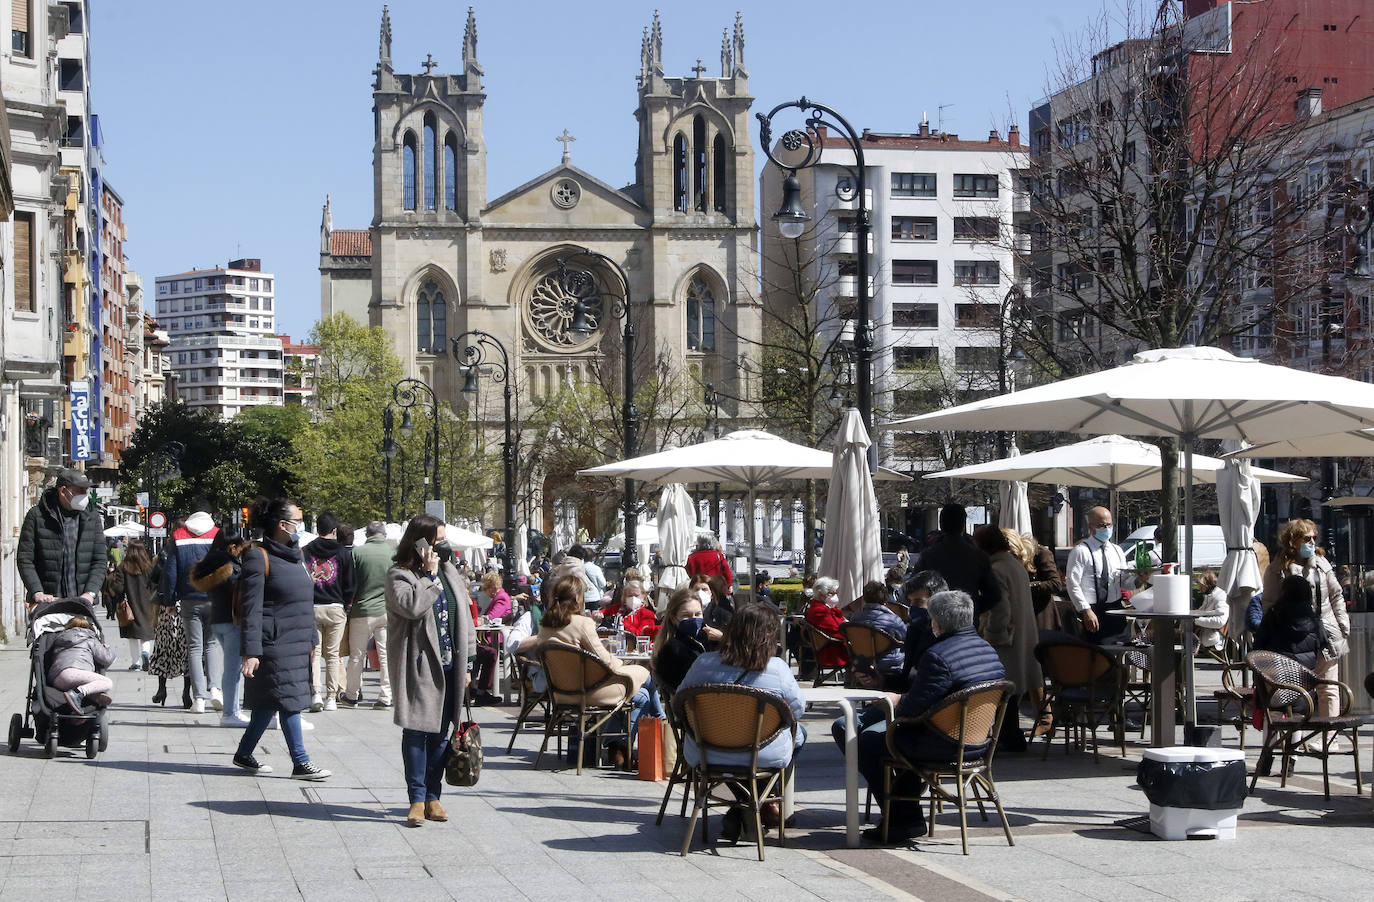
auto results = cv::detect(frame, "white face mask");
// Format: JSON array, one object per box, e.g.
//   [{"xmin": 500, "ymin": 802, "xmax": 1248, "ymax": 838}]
[
  {"xmin": 824, "ymin": 592, "xmax": 840, "ymax": 608},
  {"xmin": 69, "ymin": 492, "xmax": 90, "ymax": 512},
  {"xmin": 625, "ymin": 595, "xmax": 643, "ymax": 612},
  {"xmin": 697, "ymin": 589, "xmax": 712, "ymax": 606}
]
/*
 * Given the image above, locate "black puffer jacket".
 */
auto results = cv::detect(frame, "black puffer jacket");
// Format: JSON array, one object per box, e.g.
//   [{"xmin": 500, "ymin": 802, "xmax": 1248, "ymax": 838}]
[
  {"xmin": 191, "ymin": 548, "xmax": 242, "ymax": 626},
  {"xmin": 238, "ymin": 538, "xmax": 317, "ymax": 713},
  {"xmin": 17, "ymin": 488, "xmax": 108, "ymax": 601}
]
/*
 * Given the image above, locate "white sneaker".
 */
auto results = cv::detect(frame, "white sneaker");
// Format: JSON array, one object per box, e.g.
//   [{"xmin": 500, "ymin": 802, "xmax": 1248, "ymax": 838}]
[
  {"xmin": 299, "ymin": 717, "xmax": 315, "ymax": 731},
  {"xmin": 210, "ymin": 689, "xmax": 224, "ymax": 711},
  {"xmin": 220, "ymin": 712, "xmax": 251, "ymax": 728},
  {"xmin": 191, "ymin": 698, "xmax": 206, "ymax": 714},
  {"xmin": 323, "ymin": 698, "xmax": 337, "ymax": 712},
  {"xmin": 310, "ymin": 694, "xmax": 324, "ymax": 713}
]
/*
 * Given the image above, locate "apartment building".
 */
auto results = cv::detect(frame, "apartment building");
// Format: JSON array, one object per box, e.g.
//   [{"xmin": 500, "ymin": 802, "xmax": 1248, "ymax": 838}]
[
  {"xmin": 279, "ymin": 335, "xmax": 320, "ymax": 407},
  {"xmin": 155, "ymin": 259, "xmax": 283, "ymax": 418}
]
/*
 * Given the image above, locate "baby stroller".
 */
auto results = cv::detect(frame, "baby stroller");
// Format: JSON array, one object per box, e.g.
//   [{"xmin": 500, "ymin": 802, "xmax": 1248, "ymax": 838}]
[{"xmin": 7, "ymin": 597, "xmax": 111, "ymax": 759}]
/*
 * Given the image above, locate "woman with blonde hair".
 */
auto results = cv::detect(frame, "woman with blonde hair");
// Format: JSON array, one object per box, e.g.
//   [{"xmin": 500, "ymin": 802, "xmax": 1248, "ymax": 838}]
[{"xmin": 1261, "ymin": 519, "xmax": 1349, "ymax": 717}]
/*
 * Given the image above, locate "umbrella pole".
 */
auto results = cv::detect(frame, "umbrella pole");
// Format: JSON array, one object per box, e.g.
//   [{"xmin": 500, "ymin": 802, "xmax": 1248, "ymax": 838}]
[
  {"xmin": 1183, "ymin": 434, "xmax": 1197, "ymax": 731},
  {"xmin": 747, "ymin": 482, "xmax": 758, "ymax": 603}
]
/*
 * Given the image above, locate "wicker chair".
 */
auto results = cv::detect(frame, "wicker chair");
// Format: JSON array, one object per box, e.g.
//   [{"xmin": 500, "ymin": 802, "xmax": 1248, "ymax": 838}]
[
  {"xmin": 535, "ymin": 640, "xmax": 637, "ymax": 775},
  {"xmin": 840, "ymin": 622, "xmax": 902, "ymax": 690},
  {"xmin": 880, "ymin": 679, "xmax": 1016, "ymax": 855},
  {"xmin": 800, "ymin": 621, "xmax": 848, "ymax": 687},
  {"xmin": 1212, "ymin": 655, "xmax": 1253, "ymax": 750},
  {"xmin": 673, "ymin": 683, "xmax": 796, "ymax": 861},
  {"xmin": 885, "ymin": 600, "xmax": 910, "ymax": 621},
  {"xmin": 1246, "ymin": 650, "xmax": 1370, "ymax": 799},
  {"xmin": 1119, "ymin": 648, "xmax": 1152, "ymax": 741},
  {"xmin": 1035, "ymin": 640, "xmax": 1124, "ymax": 761},
  {"xmin": 654, "ymin": 685, "xmax": 693, "ymax": 825},
  {"xmin": 504, "ymin": 652, "xmax": 549, "ymax": 754}
]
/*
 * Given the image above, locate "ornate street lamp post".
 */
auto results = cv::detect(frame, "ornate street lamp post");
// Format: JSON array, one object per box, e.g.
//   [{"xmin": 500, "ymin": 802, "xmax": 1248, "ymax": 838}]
[
  {"xmin": 380, "ymin": 406, "xmax": 398, "ymax": 522},
  {"xmin": 453, "ymin": 330, "xmax": 517, "ymax": 579},
  {"xmin": 758, "ymin": 97, "xmax": 875, "ymax": 469},
  {"xmin": 703, "ymin": 383, "xmax": 722, "ymax": 534},
  {"xmin": 393, "ymin": 378, "xmax": 441, "ymax": 502},
  {"xmin": 562, "ymin": 247, "xmax": 640, "ymax": 568}
]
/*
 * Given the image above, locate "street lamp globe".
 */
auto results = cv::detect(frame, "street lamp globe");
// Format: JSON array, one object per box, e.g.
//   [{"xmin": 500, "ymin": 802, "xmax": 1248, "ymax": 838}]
[
  {"xmin": 460, "ymin": 366, "xmax": 479, "ymax": 394},
  {"xmin": 399, "ymin": 410, "xmax": 414, "ymax": 437},
  {"xmin": 773, "ymin": 174, "xmax": 809, "ymax": 239}
]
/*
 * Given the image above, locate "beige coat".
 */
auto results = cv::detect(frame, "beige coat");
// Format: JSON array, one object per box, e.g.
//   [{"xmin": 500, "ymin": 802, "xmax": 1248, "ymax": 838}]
[
  {"xmin": 537, "ymin": 614, "xmax": 649, "ymax": 706},
  {"xmin": 983, "ymin": 550, "xmax": 1042, "ymax": 696},
  {"xmin": 1263, "ymin": 554, "xmax": 1349, "ymax": 661},
  {"xmin": 386, "ymin": 562, "xmax": 476, "ymax": 734}
]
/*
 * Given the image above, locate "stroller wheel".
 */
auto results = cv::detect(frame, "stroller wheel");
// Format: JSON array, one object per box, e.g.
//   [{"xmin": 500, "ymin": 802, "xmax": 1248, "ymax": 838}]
[
  {"xmin": 85, "ymin": 734, "xmax": 97, "ymax": 760},
  {"xmin": 45, "ymin": 730, "xmax": 58, "ymax": 758},
  {"xmin": 97, "ymin": 711, "xmax": 109, "ymax": 752},
  {"xmin": 7, "ymin": 713, "xmax": 20, "ymax": 753}
]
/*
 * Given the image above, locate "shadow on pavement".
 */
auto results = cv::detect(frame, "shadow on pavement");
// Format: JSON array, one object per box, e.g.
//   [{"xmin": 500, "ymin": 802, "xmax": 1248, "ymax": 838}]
[{"xmin": 189, "ymin": 799, "xmax": 392, "ymax": 822}]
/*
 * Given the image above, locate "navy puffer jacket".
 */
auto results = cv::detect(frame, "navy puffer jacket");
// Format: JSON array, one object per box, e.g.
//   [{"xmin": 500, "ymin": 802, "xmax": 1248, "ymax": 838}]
[{"xmin": 238, "ymin": 538, "xmax": 317, "ymax": 713}]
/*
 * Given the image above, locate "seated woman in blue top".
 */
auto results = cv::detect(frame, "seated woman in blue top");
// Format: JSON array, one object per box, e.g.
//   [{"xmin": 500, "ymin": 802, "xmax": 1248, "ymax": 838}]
[
  {"xmin": 848, "ymin": 580, "xmax": 908, "ymax": 680},
  {"xmin": 676, "ymin": 602, "xmax": 806, "ymax": 838}
]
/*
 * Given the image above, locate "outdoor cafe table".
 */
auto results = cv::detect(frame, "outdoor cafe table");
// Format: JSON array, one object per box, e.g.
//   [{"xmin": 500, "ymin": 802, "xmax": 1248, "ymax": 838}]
[
  {"xmin": 798, "ymin": 686, "xmax": 891, "ymax": 848},
  {"xmin": 475, "ymin": 623, "xmax": 514, "ymax": 703},
  {"xmin": 1106, "ymin": 609, "xmax": 1207, "ymax": 746}
]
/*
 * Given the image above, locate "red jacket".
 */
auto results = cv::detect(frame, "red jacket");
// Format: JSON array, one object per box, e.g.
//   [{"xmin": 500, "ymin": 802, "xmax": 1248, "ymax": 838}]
[
  {"xmin": 805, "ymin": 598, "xmax": 850, "ymax": 667},
  {"xmin": 686, "ymin": 548, "xmax": 733, "ymax": 587},
  {"xmin": 622, "ymin": 606, "xmax": 659, "ymax": 638}
]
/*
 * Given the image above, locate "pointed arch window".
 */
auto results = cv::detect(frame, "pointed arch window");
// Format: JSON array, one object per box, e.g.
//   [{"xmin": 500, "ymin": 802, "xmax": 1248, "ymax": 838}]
[
  {"xmin": 444, "ymin": 133, "xmax": 458, "ymax": 211},
  {"xmin": 402, "ymin": 132, "xmax": 417, "ymax": 211},
  {"xmin": 416, "ymin": 280, "xmax": 446, "ymax": 352},
  {"xmin": 423, "ymin": 113, "xmax": 438, "ymax": 211},
  {"xmin": 713, "ymin": 134, "xmax": 728, "ymax": 213},
  {"xmin": 693, "ymin": 115, "xmax": 708, "ymax": 212},
  {"xmin": 673, "ymin": 133, "xmax": 689, "ymax": 212},
  {"xmin": 686, "ymin": 275, "xmax": 716, "ymax": 352}
]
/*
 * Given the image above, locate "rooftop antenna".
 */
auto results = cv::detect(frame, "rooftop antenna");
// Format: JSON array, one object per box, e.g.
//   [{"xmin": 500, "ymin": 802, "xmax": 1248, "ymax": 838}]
[{"xmin": 938, "ymin": 103, "xmax": 955, "ymax": 134}]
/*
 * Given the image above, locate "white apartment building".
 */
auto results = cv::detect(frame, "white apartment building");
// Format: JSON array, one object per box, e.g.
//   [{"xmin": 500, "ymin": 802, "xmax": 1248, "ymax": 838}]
[
  {"xmin": 760, "ymin": 121, "xmax": 1029, "ymax": 473},
  {"xmin": 154, "ymin": 258, "xmax": 283, "ymax": 418}
]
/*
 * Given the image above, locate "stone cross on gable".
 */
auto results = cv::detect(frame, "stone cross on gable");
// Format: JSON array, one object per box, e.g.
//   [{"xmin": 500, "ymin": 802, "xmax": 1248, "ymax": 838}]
[
  {"xmin": 691, "ymin": 59, "xmax": 707, "ymax": 78},
  {"xmin": 556, "ymin": 129, "xmax": 576, "ymax": 165},
  {"xmin": 421, "ymin": 54, "xmax": 437, "ymax": 74}
]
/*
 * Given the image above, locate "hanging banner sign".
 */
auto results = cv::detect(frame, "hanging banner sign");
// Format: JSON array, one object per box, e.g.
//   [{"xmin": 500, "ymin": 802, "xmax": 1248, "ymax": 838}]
[{"xmin": 69, "ymin": 381, "xmax": 94, "ymax": 462}]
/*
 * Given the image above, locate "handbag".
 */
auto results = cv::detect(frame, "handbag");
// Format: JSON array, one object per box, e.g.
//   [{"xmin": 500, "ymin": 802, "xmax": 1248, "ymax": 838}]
[
  {"xmin": 445, "ymin": 701, "xmax": 483, "ymax": 787},
  {"xmin": 116, "ymin": 599, "xmax": 135, "ymax": 628}
]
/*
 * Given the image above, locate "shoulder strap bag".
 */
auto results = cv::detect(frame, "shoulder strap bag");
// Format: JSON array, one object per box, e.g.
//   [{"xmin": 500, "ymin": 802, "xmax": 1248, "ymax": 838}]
[{"xmin": 445, "ymin": 698, "xmax": 483, "ymax": 787}]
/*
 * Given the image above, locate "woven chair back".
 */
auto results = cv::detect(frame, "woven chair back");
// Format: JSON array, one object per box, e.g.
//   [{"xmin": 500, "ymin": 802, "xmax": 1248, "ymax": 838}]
[
  {"xmin": 926, "ymin": 681, "xmax": 1012, "ymax": 746},
  {"xmin": 676, "ymin": 683, "xmax": 793, "ymax": 753},
  {"xmin": 1248, "ymin": 649, "xmax": 1318, "ymax": 712},
  {"xmin": 1037, "ymin": 642, "xmax": 1113, "ymax": 687},
  {"xmin": 841, "ymin": 622, "xmax": 896, "ymax": 659},
  {"xmin": 541, "ymin": 641, "xmax": 612, "ymax": 697},
  {"xmin": 804, "ymin": 621, "xmax": 841, "ymax": 653}
]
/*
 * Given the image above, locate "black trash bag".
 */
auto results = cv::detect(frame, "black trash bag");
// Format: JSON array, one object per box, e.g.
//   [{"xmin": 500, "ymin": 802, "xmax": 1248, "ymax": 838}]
[{"xmin": 1136, "ymin": 757, "xmax": 1247, "ymax": 810}]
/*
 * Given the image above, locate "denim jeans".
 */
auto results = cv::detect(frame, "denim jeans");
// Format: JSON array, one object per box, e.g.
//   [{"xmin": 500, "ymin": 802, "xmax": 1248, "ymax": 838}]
[
  {"xmin": 183, "ymin": 600, "xmax": 220, "ymax": 700},
  {"xmin": 237, "ymin": 706, "xmax": 309, "ymax": 767},
  {"xmin": 211, "ymin": 622, "xmax": 243, "ymax": 715},
  {"xmin": 400, "ymin": 666, "xmax": 456, "ymax": 803},
  {"xmin": 629, "ymin": 674, "xmax": 664, "ymax": 743}
]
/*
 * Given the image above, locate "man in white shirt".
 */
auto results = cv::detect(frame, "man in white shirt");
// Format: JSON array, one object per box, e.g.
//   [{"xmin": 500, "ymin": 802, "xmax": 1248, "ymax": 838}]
[{"xmin": 1066, "ymin": 506, "xmax": 1128, "ymax": 641}]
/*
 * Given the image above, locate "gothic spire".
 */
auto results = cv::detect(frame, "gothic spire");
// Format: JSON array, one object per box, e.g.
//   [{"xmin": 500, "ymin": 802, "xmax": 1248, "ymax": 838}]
[
  {"xmin": 462, "ymin": 6, "xmax": 479, "ymax": 71},
  {"xmin": 732, "ymin": 12, "xmax": 747, "ymax": 77},
  {"xmin": 650, "ymin": 10, "xmax": 663, "ymax": 75},
  {"xmin": 720, "ymin": 28, "xmax": 731, "ymax": 77},
  {"xmin": 378, "ymin": 5, "xmax": 392, "ymax": 68},
  {"xmin": 640, "ymin": 26, "xmax": 651, "ymax": 83}
]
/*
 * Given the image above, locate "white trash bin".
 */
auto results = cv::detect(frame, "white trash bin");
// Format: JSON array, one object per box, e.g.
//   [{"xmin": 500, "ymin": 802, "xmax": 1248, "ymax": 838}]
[{"xmin": 1139, "ymin": 746, "xmax": 1246, "ymax": 840}]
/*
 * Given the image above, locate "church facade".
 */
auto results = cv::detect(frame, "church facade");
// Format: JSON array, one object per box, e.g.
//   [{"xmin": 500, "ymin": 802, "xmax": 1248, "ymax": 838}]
[{"xmin": 320, "ymin": 8, "xmax": 761, "ymax": 536}]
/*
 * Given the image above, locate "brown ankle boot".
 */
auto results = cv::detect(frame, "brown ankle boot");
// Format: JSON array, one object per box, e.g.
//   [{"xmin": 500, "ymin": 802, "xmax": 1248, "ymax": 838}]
[
  {"xmin": 405, "ymin": 802, "xmax": 425, "ymax": 827},
  {"xmin": 424, "ymin": 800, "xmax": 448, "ymax": 822}
]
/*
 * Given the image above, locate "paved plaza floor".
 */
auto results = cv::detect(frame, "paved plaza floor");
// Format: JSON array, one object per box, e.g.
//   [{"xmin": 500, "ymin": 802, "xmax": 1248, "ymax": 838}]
[{"xmin": 0, "ymin": 642, "xmax": 1370, "ymax": 902}]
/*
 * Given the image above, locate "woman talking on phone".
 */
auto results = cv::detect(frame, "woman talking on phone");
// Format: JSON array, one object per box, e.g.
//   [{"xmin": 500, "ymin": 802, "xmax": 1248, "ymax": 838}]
[{"xmin": 232, "ymin": 498, "xmax": 330, "ymax": 780}]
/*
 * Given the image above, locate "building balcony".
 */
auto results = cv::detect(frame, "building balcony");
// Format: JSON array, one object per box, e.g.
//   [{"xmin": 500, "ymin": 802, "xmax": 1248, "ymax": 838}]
[
  {"xmin": 832, "ymin": 233, "xmax": 874, "ymax": 255},
  {"xmin": 833, "ymin": 275, "xmax": 875, "ymax": 298},
  {"xmin": 827, "ymin": 188, "xmax": 873, "ymax": 211},
  {"xmin": 1012, "ymin": 191, "xmax": 1030, "ymax": 214}
]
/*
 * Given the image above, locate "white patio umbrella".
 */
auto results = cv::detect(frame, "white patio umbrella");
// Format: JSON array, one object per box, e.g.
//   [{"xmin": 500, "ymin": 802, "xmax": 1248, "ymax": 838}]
[
  {"xmin": 997, "ymin": 444, "xmax": 1033, "ymax": 536},
  {"xmin": 819, "ymin": 410, "xmax": 885, "ymax": 606},
  {"xmin": 927, "ymin": 434, "xmax": 1306, "ymax": 514},
  {"xmin": 888, "ymin": 346, "xmax": 1374, "ymax": 571},
  {"xmin": 1218, "ymin": 438, "xmax": 1263, "ymax": 638},
  {"xmin": 579, "ymin": 429, "xmax": 908, "ymax": 595},
  {"xmin": 104, "ymin": 521, "xmax": 146, "ymax": 539},
  {"xmin": 656, "ymin": 484, "xmax": 697, "ymax": 604},
  {"xmin": 1228, "ymin": 428, "xmax": 1374, "ymax": 459},
  {"xmin": 446, "ymin": 524, "xmax": 495, "ymax": 551}
]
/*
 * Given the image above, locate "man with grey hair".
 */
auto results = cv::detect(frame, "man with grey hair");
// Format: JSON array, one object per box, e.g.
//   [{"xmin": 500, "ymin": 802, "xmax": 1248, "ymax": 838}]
[
  {"xmin": 854, "ymin": 589, "xmax": 1005, "ymax": 845},
  {"xmin": 343, "ymin": 520, "xmax": 394, "ymax": 708}
]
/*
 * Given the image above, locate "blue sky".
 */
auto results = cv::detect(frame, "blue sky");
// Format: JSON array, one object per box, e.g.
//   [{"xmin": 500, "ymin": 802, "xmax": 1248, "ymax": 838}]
[{"xmin": 91, "ymin": 0, "xmax": 1114, "ymax": 341}]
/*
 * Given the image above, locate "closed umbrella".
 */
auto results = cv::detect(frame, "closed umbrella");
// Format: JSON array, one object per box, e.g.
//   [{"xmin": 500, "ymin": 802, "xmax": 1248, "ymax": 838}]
[
  {"xmin": 1218, "ymin": 438, "xmax": 1263, "ymax": 638},
  {"xmin": 997, "ymin": 444, "xmax": 1033, "ymax": 536},
  {"xmin": 656, "ymin": 484, "xmax": 696, "ymax": 606},
  {"xmin": 819, "ymin": 409, "xmax": 885, "ymax": 606}
]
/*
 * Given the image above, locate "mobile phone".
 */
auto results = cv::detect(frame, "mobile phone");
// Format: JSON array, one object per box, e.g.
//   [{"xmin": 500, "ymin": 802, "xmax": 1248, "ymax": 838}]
[{"xmin": 414, "ymin": 538, "xmax": 430, "ymax": 557}]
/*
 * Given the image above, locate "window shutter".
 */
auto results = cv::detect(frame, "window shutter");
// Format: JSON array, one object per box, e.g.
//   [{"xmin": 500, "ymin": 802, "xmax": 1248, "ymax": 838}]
[
  {"xmin": 14, "ymin": 212, "xmax": 33, "ymax": 313},
  {"xmin": 12, "ymin": 0, "xmax": 29, "ymax": 31}
]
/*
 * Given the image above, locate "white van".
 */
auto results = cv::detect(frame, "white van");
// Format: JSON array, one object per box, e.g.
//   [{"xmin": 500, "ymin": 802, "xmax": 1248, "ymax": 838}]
[{"xmin": 1119, "ymin": 524, "xmax": 1228, "ymax": 570}]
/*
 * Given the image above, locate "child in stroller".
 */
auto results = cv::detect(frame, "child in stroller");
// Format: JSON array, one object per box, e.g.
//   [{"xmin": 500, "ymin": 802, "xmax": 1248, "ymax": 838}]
[{"xmin": 48, "ymin": 615, "xmax": 115, "ymax": 710}]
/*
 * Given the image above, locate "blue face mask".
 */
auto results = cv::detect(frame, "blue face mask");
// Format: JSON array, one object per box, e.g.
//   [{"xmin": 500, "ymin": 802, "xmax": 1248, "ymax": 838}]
[
  {"xmin": 1299, "ymin": 542, "xmax": 1316, "ymax": 560},
  {"xmin": 1094, "ymin": 527, "xmax": 1112, "ymax": 543},
  {"xmin": 678, "ymin": 616, "xmax": 704, "ymax": 639}
]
